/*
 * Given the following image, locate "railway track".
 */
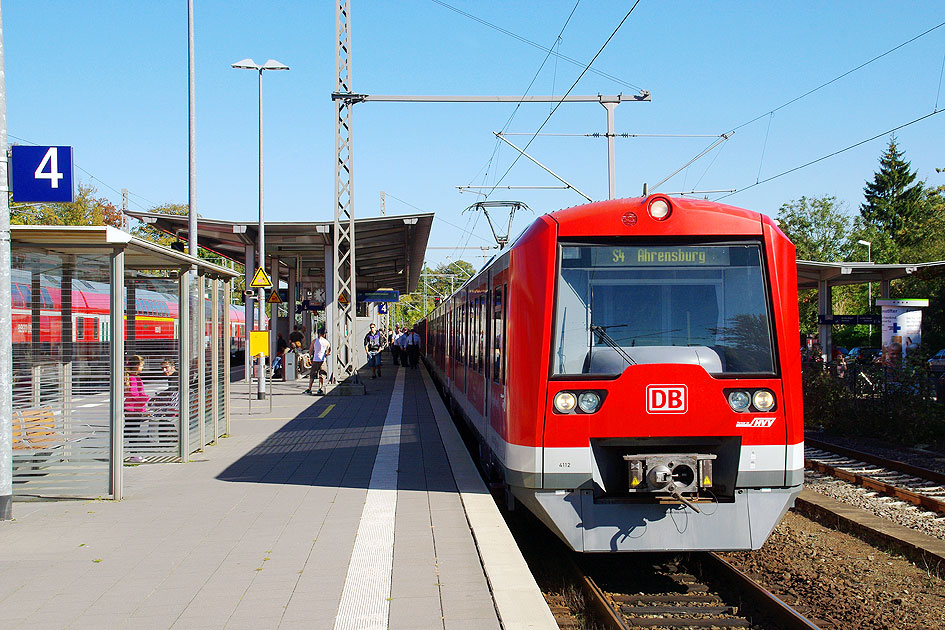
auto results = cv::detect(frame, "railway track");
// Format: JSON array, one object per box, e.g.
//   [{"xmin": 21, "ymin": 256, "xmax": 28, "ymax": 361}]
[
  {"xmin": 567, "ymin": 553, "xmax": 821, "ymax": 630},
  {"xmin": 805, "ymin": 438, "xmax": 945, "ymax": 516}
]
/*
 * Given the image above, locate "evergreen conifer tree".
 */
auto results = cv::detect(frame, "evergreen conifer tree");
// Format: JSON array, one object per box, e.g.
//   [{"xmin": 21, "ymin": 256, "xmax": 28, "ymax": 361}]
[{"xmin": 859, "ymin": 136, "xmax": 924, "ymax": 247}]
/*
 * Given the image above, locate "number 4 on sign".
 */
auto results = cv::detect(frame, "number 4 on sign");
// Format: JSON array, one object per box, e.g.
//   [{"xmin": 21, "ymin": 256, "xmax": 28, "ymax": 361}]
[{"xmin": 34, "ymin": 147, "xmax": 64, "ymax": 189}]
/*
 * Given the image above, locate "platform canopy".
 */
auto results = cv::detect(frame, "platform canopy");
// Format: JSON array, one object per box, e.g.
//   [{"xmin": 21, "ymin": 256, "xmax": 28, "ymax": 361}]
[
  {"xmin": 11, "ymin": 224, "xmax": 240, "ymax": 278},
  {"xmin": 125, "ymin": 211, "xmax": 433, "ymax": 294},
  {"xmin": 795, "ymin": 260, "xmax": 945, "ymax": 290}
]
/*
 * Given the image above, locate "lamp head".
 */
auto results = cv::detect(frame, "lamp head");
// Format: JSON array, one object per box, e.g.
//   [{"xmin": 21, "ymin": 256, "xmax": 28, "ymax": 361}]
[
  {"xmin": 231, "ymin": 58, "xmax": 259, "ymax": 70},
  {"xmin": 261, "ymin": 59, "xmax": 290, "ymax": 71}
]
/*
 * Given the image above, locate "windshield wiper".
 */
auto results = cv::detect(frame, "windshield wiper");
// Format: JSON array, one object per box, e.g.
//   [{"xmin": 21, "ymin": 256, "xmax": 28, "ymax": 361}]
[{"xmin": 590, "ymin": 324, "xmax": 636, "ymax": 366}]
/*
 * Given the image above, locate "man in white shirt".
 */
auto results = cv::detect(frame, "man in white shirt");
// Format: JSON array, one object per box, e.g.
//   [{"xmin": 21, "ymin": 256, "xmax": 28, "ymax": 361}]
[
  {"xmin": 396, "ymin": 327, "xmax": 411, "ymax": 367},
  {"xmin": 305, "ymin": 329, "xmax": 331, "ymax": 395},
  {"xmin": 405, "ymin": 328, "xmax": 421, "ymax": 369}
]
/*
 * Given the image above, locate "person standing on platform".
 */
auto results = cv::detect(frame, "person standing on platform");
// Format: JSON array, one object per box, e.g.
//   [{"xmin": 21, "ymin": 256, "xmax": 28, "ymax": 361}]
[
  {"xmin": 391, "ymin": 326, "xmax": 403, "ymax": 367},
  {"xmin": 406, "ymin": 327, "xmax": 421, "ymax": 369},
  {"xmin": 305, "ymin": 329, "xmax": 331, "ymax": 395},
  {"xmin": 364, "ymin": 323, "xmax": 383, "ymax": 379},
  {"xmin": 396, "ymin": 327, "xmax": 410, "ymax": 367}
]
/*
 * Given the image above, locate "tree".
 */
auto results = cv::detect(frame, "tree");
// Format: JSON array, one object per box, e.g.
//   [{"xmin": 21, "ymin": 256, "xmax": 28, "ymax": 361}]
[
  {"xmin": 131, "ymin": 202, "xmax": 188, "ymax": 248},
  {"xmin": 777, "ymin": 196, "xmax": 867, "ymax": 337},
  {"xmin": 10, "ymin": 182, "xmax": 122, "ymax": 227},
  {"xmin": 776, "ymin": 195, "xmax": 854, "ymax": 261},
  {"xmin": 859, "ymin": 136, "xmax": 924, "ymax": 248},
  {"xmin": 392, "ymin": 260, "xmax": 476, "ymax": 327}
]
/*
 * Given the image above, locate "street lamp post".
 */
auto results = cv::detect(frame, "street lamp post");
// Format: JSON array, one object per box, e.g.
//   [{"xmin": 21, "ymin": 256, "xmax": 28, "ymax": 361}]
[
  {"xmin": 858, "ymin": 239, "xmax": 872, "ymax": 340},
  {"xmin": 232, "ymin": 58, "xmax": 289, "ymax": 399}
]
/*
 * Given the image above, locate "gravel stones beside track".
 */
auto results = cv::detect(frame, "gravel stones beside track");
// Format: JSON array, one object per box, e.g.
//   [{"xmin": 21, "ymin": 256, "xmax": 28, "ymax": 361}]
[
  {"xmin": 723, "ymin": 511, "xmax": 945, "ymax": 630},
  {"xmin": 804, "ymin": 470, "xmax": 945, "ymax": 541},
  {"xmin": 807, "ymin": 432, "xmax": 945, "ymax": 475}
]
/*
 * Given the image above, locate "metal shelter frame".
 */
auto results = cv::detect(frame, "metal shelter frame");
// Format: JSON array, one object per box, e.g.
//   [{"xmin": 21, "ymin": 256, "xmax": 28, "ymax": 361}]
[
  {"xmin": 9, "ymin": 225, "xmax": 238, "ymax": 500},
  {"xmin": 796, "ymin": 259, "xmax": 945, "ymax": 360},
  {"xmin": 125, "ymin": 210, "xmax": 433, "ymax": 385}
]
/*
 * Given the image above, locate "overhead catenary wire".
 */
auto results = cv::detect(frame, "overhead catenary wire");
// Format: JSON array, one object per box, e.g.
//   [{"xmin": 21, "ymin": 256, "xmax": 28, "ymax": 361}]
[
  {"xmin": 385, "ymin": 192, "xmax": 494, "ymax": 246},
  {"xmin": 470, "ymin": 0, "xmax": 580, "ymax": 198},
  {"xmin": 936, "ymin": 47, "xmax": 945, "ymax": 112},
  {"xmin": 429, "ymin": 0, "xmax": 642, "ymax": 92},
  {"xmin": 729, "ymin": 20, "xmax": 945, "ymax": 133},
  {"xmin": 498, "ymin": 132, "xmax": 721, "ymax": 138},
  {"xmin": 715, "ymin": 108, "xmax": 945, "ymax": 202},
  {"xmin": 486, "ymin": 1, "xmax": 643, "ymax": 198}
]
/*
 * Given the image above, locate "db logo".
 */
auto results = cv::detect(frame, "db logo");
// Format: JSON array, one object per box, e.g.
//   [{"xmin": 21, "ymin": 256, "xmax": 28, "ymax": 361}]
[{"xmin": 646, "ymin": 385, "xmax": 688, "ymax": 413}]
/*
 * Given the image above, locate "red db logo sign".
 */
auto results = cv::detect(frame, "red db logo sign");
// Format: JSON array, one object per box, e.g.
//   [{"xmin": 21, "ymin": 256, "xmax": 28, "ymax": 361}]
[{"xmin": 646, "ymin": 385, "xmax": 688, "ymax": 413}]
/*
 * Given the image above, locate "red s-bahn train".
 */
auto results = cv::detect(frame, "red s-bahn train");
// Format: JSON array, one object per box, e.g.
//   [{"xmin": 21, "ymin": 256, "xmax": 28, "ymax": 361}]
[
  {"xmin": 11, "ymin": 270, "xmax": 249, "ymax": 357},
  {"xmin": 420, "ymin": 195, "xmax": 803, "ymax": 552}
]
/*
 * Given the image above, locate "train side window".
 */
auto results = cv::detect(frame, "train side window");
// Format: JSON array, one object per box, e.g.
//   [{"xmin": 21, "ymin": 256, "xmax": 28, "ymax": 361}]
[
  {"xmin": 19, "ymin": 283, "xmax": 33, "ymax": 307},
  {"xmin": 479, "ymin": 293, "xmax": 486, "ymax": 374},
  {"xmin": 501, "ymin": 283, "xmax": 507, "ymax": 384},
  {"xmin": 492, "ymin": 285, "xmax": 502, "ymax": 384},
  {"xmin": 40, "ymin": 288, "xmax": 53, "ymax": 309},
  {"xmin": 76, "ymin": 316, "xmax": 85, "ymax": 341},
  {"xmin": 12, "ymin": 284, "xmax": 26, "ymax": 309}
]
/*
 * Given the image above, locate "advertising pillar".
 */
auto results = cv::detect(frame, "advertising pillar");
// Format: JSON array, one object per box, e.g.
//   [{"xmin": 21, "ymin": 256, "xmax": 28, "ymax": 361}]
[{"xmin": 877, "ymin": 299, "xmax": 928, "ymax": 369}]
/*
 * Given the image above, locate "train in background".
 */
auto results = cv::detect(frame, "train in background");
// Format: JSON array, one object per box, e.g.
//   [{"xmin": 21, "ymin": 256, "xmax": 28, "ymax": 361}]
[
  {"xmin": 420, "ymin": 195, "xmax": 803, "ymax": 552},
  {"xmin": 10, "ymin": 270, "xmax": 249, "ymax": 358}
]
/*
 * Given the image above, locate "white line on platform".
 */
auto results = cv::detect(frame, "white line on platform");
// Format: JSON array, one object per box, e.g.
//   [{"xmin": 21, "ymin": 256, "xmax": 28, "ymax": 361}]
[{"xmin": 333, "ymin": 370, "xmax": 405, "ymax": 630}]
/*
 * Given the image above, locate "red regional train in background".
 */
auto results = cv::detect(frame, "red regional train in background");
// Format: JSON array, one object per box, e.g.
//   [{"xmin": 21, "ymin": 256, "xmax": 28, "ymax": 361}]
[
  {"xmin": 11, "ymin": 270, "xmax": 249, "ymax": 359},
  {"xmin": 420, "ymin": 195, "xmax": 803, "ymax": 552}
]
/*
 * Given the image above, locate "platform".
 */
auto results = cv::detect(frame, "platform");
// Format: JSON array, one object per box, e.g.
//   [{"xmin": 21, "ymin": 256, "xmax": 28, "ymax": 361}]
[{"xmin": 0, "ymin": 362, "xmax": 556, "ymax": 629}]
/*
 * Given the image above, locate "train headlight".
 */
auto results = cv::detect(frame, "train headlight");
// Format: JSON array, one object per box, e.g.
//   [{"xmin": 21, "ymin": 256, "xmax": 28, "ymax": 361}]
[
  {"xmin": 647, "ymin": 197, "xmax": 672, "ymax": 221},
  {"xmin": 554, "ymin": 392, "xmax": 577, "ymax": 413},
  {"xmin": 727, "ymin": 390, "xmax": 751, "ymax": 412},
  {"xmin": 577, "ymin": 391, "xmax": 601, "ymax": 413},
  {"xmin": 752, "ymin": 390, "xmax": 776, "ymax": 412}
]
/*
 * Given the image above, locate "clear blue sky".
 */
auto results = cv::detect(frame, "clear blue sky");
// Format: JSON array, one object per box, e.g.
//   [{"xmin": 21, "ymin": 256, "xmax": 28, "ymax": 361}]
[{"xmin": 5, "ymin": 1, "xmax": 945, "ymax": 267}]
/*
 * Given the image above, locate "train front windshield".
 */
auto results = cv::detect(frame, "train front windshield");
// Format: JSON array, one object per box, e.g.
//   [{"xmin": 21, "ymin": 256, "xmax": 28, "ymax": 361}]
[{"xmin": 553, "ymin": 243, "xmax": 775, "ymax": 376}]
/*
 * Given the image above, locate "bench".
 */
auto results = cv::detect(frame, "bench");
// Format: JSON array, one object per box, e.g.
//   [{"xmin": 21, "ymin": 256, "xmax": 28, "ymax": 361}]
[{"xmin": 12, "ymin": 407, "xmax": 68, "ymax": 451}]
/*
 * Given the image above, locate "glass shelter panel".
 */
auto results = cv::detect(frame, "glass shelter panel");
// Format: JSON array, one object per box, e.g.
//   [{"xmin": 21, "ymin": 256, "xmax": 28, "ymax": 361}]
[
  {"xmin": 187, "ymin": 274, "xmax": 201, "ymax": 450},
  {"xmin": 553, "ymin": 243, "xmax": 775, "ymax": 376},
  {"xmin": 124, "ymin": 274, "xmax": 181, "ymax": 459},
  {"xmin": 217, "ymin": 285, "xmax": 227, "ymax": 440},
  {"xmin": 204, "ymin": 284, "xmax": 214, "ymax": 444},
  {"xmin": 11, "ymin": 251, "xmax": 112, "ymax": 497}
]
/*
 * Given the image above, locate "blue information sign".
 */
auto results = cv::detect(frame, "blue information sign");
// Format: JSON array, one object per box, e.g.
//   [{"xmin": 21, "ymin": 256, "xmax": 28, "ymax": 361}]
[
  {"xmin": 11, "ymin": 146, "xmax": 75, "ymax": 203},
  {"xmin": 358, "ymin": 290, "xmax": 400, "ymax": 303}
]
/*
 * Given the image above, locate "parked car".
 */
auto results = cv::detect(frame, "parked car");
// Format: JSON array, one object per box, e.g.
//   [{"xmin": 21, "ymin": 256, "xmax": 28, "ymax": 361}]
[
  {"xmin": 846, "ymin": 347, "xmax": 880, "ymax": 365},
  {"xmin": 928, "ymin": 349, "xmax": 945, "ymax": 373}
]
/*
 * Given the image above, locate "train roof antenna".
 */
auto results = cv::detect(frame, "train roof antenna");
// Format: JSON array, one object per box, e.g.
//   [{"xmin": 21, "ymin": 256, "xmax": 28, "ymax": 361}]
[{"xmin": 463, "ymin": 200, "xmax": 532, "ymax": 249}]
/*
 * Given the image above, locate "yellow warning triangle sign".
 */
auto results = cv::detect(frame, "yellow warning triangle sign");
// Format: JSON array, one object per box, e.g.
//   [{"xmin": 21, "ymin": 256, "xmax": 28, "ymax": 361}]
[
  {"xmin": 250, "ymin": 267, "xmax": 272, "ymax": 288},
  {"xmin": 338, "ymin": 293, "xmax": 349, "ymax": 305},
  {"xmin": 267, "ymin": 291, "xmax": 283, "ymax": 304}
]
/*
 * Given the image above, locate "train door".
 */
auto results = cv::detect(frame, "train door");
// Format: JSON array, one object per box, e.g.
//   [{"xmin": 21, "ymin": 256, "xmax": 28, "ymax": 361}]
[
  {"xmin": 455, "ymin": 290, "xmax": 466, "ymax": 396},
  {"xmin": 446, "ymin": 300, "xmax": 454, "ymax": 385},
  {"xmin": 489, "ymin": 269, "xmax": 509, "ymax": 454}
]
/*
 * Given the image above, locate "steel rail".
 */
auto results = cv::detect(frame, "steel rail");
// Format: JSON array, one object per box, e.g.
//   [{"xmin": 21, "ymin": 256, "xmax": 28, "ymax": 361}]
[
  {"xmin": 703, "ymin": 553, "xmax": 823, "ymax": 630},
  {"xmin": 805, "ymin": 458, "xmax": 945, "ymax": 516},
  {"xmin": 567, "ymin": 554, "xmax": 821, "ymax": 630},
  {"xmin": 806, "ymin": 437, "xmax": 945, "ymax": 485}
]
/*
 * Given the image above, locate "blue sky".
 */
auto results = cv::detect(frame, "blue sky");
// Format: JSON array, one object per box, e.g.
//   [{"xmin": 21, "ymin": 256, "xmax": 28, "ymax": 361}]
[{"xmin": 5, "ymin": 1, "xmax": 945, "ymax": 267}]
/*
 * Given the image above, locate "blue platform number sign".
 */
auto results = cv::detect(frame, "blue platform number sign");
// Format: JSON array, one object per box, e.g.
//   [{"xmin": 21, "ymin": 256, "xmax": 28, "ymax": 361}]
[{"xmin": 11, "ymin": 146, "xmax": 75, "ymax": 203}]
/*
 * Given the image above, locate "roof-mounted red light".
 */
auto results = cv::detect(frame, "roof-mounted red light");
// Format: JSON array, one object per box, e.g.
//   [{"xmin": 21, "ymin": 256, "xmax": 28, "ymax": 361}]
[{"xmin": 647, "ymin": 196, "xmax": 673, "ymax": 221}]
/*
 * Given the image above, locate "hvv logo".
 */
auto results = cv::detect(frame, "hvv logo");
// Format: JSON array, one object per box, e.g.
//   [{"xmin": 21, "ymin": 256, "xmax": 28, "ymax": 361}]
[{"xmin": 646, "ymin": 385, "xmax": 688, "ymax": 413}]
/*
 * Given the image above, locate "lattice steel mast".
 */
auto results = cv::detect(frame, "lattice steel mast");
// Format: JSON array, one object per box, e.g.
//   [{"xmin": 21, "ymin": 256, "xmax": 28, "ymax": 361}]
[{"xmin": 333, "ymin": 0, "xmax": 358, "ymax": 384}]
